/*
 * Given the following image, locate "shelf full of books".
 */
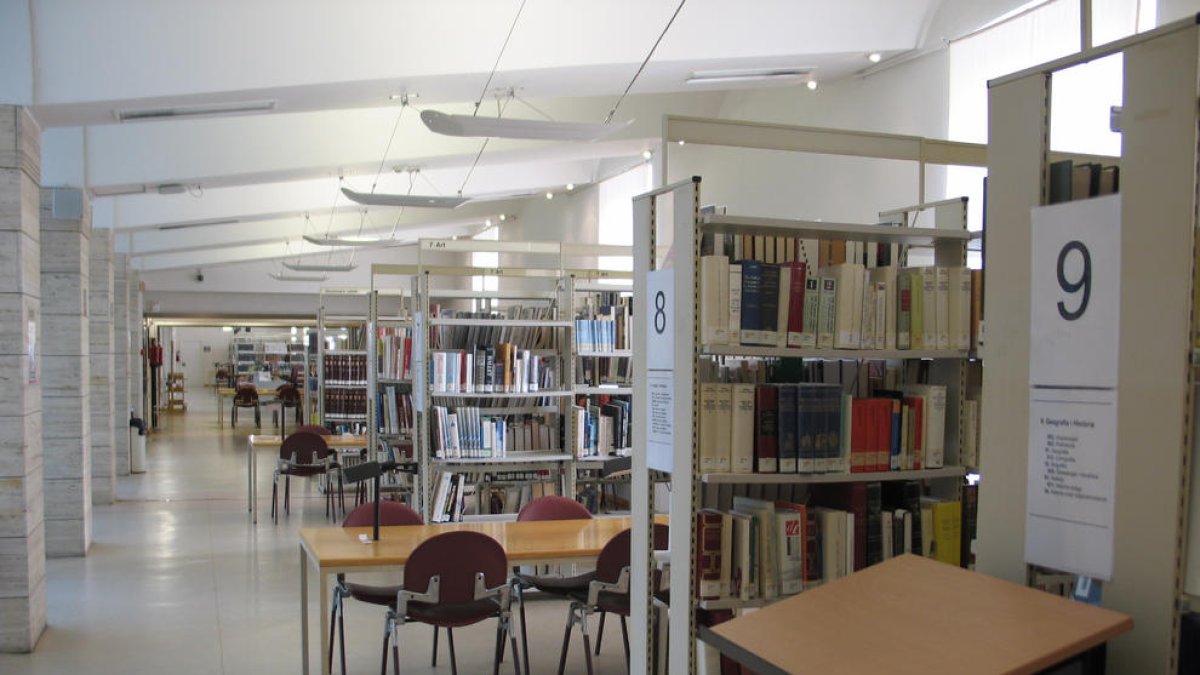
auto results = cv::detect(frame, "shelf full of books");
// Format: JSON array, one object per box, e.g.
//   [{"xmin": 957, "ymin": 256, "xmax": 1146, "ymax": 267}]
[
  {"xmin": 316, "ymin": 293, "xmax": 372, "ymax": 430},
  {"xmin": 633, "ymin": 177, "xmax": 984, "ymax": 673},
  {"xmin": 410, "ymin": 261, "xmax": 578, "ymax": 523}
]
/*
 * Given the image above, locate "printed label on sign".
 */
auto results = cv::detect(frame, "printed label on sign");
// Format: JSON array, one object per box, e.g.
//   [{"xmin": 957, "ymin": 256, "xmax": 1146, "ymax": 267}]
[
  {"xmin": 1030, "ymin": 195, "xmax": 1121, "ymax": 388},
  {"xmin": 647, "ymin": 370, "xmax": 674, "ymax": 472},
  {"xmin": 646, "ymin": 269, "xmax": 676, "ymax": 472},
  {"xmin": 1026, "ymin": 389, "xmax": 1117, "ymax": 580}
]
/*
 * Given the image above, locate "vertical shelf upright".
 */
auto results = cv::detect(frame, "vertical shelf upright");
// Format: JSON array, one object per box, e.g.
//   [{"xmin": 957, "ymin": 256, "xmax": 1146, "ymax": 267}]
[{"xmin": 980, "ymin": 16, "xmax": 1200, "ymax": 672}]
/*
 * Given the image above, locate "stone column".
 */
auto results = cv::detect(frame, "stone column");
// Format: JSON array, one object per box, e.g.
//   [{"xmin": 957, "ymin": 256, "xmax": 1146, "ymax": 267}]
[
  {"xmin": 112, "ymin": 255, "xmax": 130, "ymax": 475},
  {"xmin": 0, "ymin": 105, "xmax": 46, "ymax": 652},
  {"xmin": 129, "ymin": 270, "xmax": 143, "ymax": 424},
  {"xmin": 89, "ymin": 230, "xmax": 114, "ymax": 504},
  {"xmin": 39, "ymin": 188, "xmax": 90, "ymax": 557}
]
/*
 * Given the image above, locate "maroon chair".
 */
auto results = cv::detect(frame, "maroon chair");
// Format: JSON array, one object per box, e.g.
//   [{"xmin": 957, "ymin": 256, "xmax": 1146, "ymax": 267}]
[
  {"xmin": 231, "ymin": 384, "xmax": 260, "ymax": 428},
  {"xmin": 275, "ymin": 382, "xmax": 303, "ymax": 433},
  {"xmin": 382, "ymin": 531, "xmax": 521, "ymax": 675},
  {"xmin": 556, "ymin": 524, "xmax": 670, "ymax": 675},
  {"xmin": 512, "ymin": 496, "xmax": 594, "ymax": 675},
  {"xmin": 270, "ymin": 431, "xmax": 342, "ymax": 523},
  {"xmin": 296, "ymin": 424, "xmax": 331, "ymax": 436},
  {"xmin": 329, "ymin": 501, "xmax": 423, "ymax": 675}
]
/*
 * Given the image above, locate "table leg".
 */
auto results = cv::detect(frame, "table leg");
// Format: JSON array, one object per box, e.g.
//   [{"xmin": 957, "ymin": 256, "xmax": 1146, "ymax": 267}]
[
  {"xmin": 320, "ymin": 569, "xmax": 332, "ymax": 675},
  {"xmin": 301, "ymin": 546, "xmax": 310, "ymax": 675},
  {"xmin": 218, "ymin": 394, "xmax": 225, "ymax": 426}
]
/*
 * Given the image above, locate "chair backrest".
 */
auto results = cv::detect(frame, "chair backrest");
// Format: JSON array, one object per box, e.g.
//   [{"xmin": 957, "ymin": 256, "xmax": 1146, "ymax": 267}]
[
  {"xmin": 405, "ymin": 531, "xmax": 508, "ymax": 604},
  {"xmin": 277, "ymin": 383, "xmax": 301, "ymax": 405},
  {"xmin": 296, "ymin": 424, "xmax": 331, "ymax": 436},
  {"xmin": 594, "ymin": 523, "xmax": 670, "ymax": 586},
  {"xmin": 342, "ymin": 501, "xmax": 423, "ymax": 527},
  {"xmin": 234, "ymin": 386, "xmax": 259, "ymax": 405},
  {"xmin": 516, "ymin": 495, "xmax": 592, "ymax": 522},
  {"xmin": 279, "ymin": 431, "xmax": 329, "ymax": 464}
]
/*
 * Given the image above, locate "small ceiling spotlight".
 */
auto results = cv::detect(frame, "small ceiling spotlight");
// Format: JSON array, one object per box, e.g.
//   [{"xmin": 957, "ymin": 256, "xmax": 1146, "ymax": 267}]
[
  {"xmin": 566, "ymin": 183, "xmax": 575, "ymax": 191},
  {"xmin": 499, "ymin": 214, "xmax": 507, "ymax": 221},
  {"xmin": 868, "ymin": 52, "xmax": 882, "ymax": 63},
  {"xmin": 642, "ymin": 150, "xmax": 653, "ymax": 160},
  {"xmin": 545, "ymin": 192, "xmax": 554, "ymax": 200},
  {"xmin": 806, "ymin": 79, "xmax": 819, "ymax": 91}
]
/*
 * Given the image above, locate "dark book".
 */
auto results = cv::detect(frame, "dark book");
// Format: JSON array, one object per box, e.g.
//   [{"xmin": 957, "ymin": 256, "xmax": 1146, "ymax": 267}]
[
  {"xmin": 865, "ymin": 482, "xmax": 883, "ymax": 567},
  {"xmin": 760, "ymin": 264, "xmax": 780, "ymax": 334},
  {"xmin": 1049, "ymin": 159, "xmax": 1073, "ymax": 204},
  {"xmin": 796, "ymin": 384, "xmax": 818, "ymax": 474},
  {"xmin": 739, "ymin": 259, "xmax": 763, "ymax": 337},
  {"xmin": 810, "ymin": 482, "xmax": 868, "ymax": 572},
  {"xmin": 754, "ymin": 385, "xmax": 779, "ymax": 473},
  {"xmin": 804, "ymin": 508, "xmax": 821, "ymax": 584},
  {"xmin": 882, "ymin": 480, "xmax": 924, "ymax": 555},
  {"xmin": 961, "ymin": 481, "xmax": 978, "ymax": 569},
  {"xmin": 696, "ymin": 510, "xmax": 724, "ymax": 600},
  {"xmin": 777, "ymin": 384, "xmax": 798, "ymax": 473}
]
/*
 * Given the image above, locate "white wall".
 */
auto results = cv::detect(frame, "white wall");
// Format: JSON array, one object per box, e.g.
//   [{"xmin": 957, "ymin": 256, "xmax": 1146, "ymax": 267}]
[
  {"xmin": 171, "ymin": 327, "xmax": 233, "ymax": 390},
  {"xmin": 665, "ymin": 49, "xmax": 952, "ymax": 224}
]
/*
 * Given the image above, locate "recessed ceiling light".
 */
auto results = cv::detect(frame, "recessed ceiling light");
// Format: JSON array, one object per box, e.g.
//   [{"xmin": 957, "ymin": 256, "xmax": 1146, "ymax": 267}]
[
  {"xmin": 485, "ymin": 218, "xmax": 493, "ymax": 227},
  {"xmin": 499, "ymin": 214, "xmax": 507, "ymax": 221},
  {"xmin": 868, "ymin": 52, "xmax": 882, "ymax": 63},
  {"xmin": 806, "ymin": 80, "xmax": 819, "ymax": 91},
  {"xmin": 566, "ymin": 183, "xmax": 575, "ymax": 191},
  {"xmin": 642, "ymin": 150, "xmax": 653, "ymax": 160},
  {"xmin": 678, "ymin": 140, "xmax": 686, "ymax": 145},
  {"xmin": 545, "ymin": 192, "xmax": 554, "ymax": 200}
]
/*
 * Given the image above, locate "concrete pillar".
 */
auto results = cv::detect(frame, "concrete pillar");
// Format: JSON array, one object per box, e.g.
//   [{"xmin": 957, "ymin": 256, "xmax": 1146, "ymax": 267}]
[
  {"xmin": 128, "ymin": 270, "xmax": 143, "ymax": 423},
  {"xmin": 39, "ymin": 187, "xmax": 90, "ymax": 556},
  {"xmin": 112, "ymin": 255, "xmax": 130, "ymax": 475},
  {"xmin": 88, "ymin": 230, "xmax": 114, "ymax": 505},
  {"xmin": 0, "ymin": 105, "xmax": 46, "ymax": 652}
]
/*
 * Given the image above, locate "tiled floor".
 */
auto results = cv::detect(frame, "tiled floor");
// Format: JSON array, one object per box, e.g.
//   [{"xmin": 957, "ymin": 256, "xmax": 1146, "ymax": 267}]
[{"xmin": 0, "ymin": 395, "xmax": 627, "ymax": 674}]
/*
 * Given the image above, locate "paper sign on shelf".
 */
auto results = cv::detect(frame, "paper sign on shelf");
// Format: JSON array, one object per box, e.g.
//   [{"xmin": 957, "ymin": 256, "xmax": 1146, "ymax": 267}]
[
  {"xmin": 646, "ymin": 269, "xmax": 674, "ymax": 472},
  {"xmin": 1026, "ymin": 195, "xmax": 1120, "ymax": 581}
]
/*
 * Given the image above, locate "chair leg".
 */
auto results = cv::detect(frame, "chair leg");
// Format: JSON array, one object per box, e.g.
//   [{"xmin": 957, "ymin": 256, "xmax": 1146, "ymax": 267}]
[
  {"xmin": 391, "ymin": 620, "xmax": 401, "ymax": 675},
  {"xmin": 508, "ymin": 615, "xmax": 522, "ymax": 675},
  {"xmin": 620, "ymin": 615, "xmax": 630, "ymax": 669},
  {"xmin": 432, "ymin": 626, "xmax": 438, "ymax": 667},
  {"xmin": 327, "ymin": 596, "xmax": 339, "ymax": 675},
  {"xmin": 580, "ymin": 609, "xmax": 595, "ymax": 675},
  {"xmin": 285, "ymin": 476, "xmax": 291, "ymax": 515},
  {"xmin": 493, "ymin": 620, "xmax": 505, "ymax": 675},
  {"xmin": 448, "ymin": 626, "xmax": 458, "ymax": 675},
  {"xmin": 231, "ymin": 405, "xmax": 236, "ymax": 427},
  {"xmin": 338, "ymin": 604, "xmax": 347, "ymax": 675},
  {"xmin": 556, "ymin": 607, "xmax": 574, "ymax": 675},
  {"xmin": 518, "ymin": 585, "xmax": 531, "ymax": 675},
  {"xmin": 381, "ymin": 618, "xmax": 391, "ymax": 675},
  {"xmin": 271, "ymin": 472, "xmax": 279, "ymax": 524},
  {"xmin": 594, "ymin": 611, "xmax": 605, "ymax": 655}
]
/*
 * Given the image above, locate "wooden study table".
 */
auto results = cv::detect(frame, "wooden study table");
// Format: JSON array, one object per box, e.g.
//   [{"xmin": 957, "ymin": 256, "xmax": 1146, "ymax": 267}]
[
  {"xmin": 700, "ymin": 554, "xmax": 1133, "ymax": 675},
  {"xmin": 217, "ymin": 381, "xmax": 290, "ymax": 426},
  {"xmin": 298, "ymin": 515, "xmax": 667, "ymax": 675},
  {"xmin": 246, "ymin": 434, "xmax": 368, "ymax": 524}
]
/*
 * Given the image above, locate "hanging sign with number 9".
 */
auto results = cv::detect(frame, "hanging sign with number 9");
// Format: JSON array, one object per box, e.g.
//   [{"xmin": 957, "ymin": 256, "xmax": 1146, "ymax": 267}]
[{"xmin": 1030, "ymin": 196, "xmax": 1121, "ymax": 389}]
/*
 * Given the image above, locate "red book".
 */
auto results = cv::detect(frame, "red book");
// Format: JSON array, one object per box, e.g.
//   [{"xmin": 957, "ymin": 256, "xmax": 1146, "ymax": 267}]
[
  {"xmin": 402, "ymin": 336, "xmax": 412, "ymax": 380},
  {"xmin": 754, "ymin": 385, "xmax": 779, "ymax": 473},
  {"xmin": 875, "ymin": 399, "xmax": 891, "ymax": 472},
  {"xmin": 786, "ymin": 260, "xmax": 807, "ymax": 344},
  {"xmin": 695, "ymin": 510, "xmax": 724, "ymax": 600},
  {"xmin": 850, "ymin": 398, "xmax": 868, "ymax": 473}
]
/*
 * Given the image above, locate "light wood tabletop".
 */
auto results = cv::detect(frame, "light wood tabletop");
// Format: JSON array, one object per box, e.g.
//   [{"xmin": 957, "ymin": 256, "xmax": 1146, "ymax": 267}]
[
  {"xmin": 299, "ymin": 514, "xmax": 664, "ymax": 568},
  {"xmin": 702, "ymin": 554, "xmax": 1133, "ymax": 675}
]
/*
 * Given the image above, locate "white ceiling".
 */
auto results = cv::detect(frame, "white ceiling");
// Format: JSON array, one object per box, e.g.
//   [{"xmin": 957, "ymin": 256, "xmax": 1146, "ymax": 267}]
[{"xmin": 8, "ymin": 0, "xmax": 1024, "ymax": 280}]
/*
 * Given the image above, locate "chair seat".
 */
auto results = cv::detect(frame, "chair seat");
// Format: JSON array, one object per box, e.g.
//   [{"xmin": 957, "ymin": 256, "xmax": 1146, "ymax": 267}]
[
  {"xmin": 281, "ymin": 465, "xmax": 326, "ymax": 477},
  {"xmin": 514, "ymin": 570, "xmax": 595, "ymax": 595},
  {"xmin": 568, "ymin": 590, "xmax": 629, "ymax": 617},
  {"xmin": 398, "ymin": 599, "xmax": 500, "ymax": 628},
  {"xmin": 345, "ymin": 582, "xmax": 402, "ymax": 606}
]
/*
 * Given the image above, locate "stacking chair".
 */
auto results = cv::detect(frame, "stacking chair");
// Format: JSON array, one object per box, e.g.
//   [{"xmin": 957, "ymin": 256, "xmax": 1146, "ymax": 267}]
[
  {"xmin": 556, "ymin": 524, "xmax": 670, "ymax": 675},
  {"xmin": 276, "ymin": 382, "xmax": 303, "ymax": 433},
  {"xmin": 231, "ymin": 384, "xmax": 261, "ymax": 428},
  {"xmin": 329, "ymin": 501, "xmax": 423, "ymax": 675},
  {"xmin": 270, "ymin": 431, "xmax": 342, "ymax": 523},
  {"xmin": 381, "ymin": 531, "xmax": 521, "ymax": 675},
  {"xmin": 512, "ymin": 496, "xmax": 595, "ymax": 675},
  {"xmin": 296, "ymin": 424, "xmax": 331, "ymax": 436}
]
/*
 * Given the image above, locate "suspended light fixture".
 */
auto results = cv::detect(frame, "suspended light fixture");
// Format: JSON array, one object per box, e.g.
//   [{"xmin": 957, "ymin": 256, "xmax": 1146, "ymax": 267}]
[
  {"xmin": 340, "ymin": 187, "xmax": 468, "ymax": 209},
  {"xmin": 268, "ymin": 272, "xmax": 330, "ymax": 282},
  {"xmin": 419, "ymin": 109, "xmax": 632, "ymax": 142},
  {"xmin": 281, "ymin": 261, "xmax": 357, "ymax": 272}
]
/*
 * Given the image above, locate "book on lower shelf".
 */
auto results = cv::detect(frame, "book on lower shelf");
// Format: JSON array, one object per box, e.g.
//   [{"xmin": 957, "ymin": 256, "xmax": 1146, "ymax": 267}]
[
  {"xmin": 694, "ymin": 479, "xmax": 970, "ymax": 608},
  {"xmin": 431, "ymin": 406, "xmax": 560, "ymax": 459},
  {"xmin": 430, "ymin": 469, "xmax": 557, "ymax": 522}
]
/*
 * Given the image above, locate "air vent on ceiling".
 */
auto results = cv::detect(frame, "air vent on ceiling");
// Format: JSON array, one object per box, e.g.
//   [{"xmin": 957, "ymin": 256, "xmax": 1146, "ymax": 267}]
[
  {"xmin": 157, "ymin": 218, "xmax": 239, "ymax": 231},
  {"xmin": 115, "ymin": 100, "xmax": 276, "ymax": 123}
]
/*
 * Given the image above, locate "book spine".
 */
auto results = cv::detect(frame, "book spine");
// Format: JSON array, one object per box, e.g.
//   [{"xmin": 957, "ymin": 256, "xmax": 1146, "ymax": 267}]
[
  {"xmin": 777, "ymin": 385, "xmax": 798, "ymax": 473},
  {"xmin": 817, "ymin": 277, "xmax": 837, "ymax": 350},
  {"xmin": 754, "ymin": 385, "xmax": 779, "ymax": 473},
  {"xmin": 800, "ymin": 277, "xmax": 819, "ymax": 349},
  {"xmin": 696, "ymin": 511, "xmax": 723, "ymax": 600},
  {"xmin": 730, "ymin": 384, "xmax": 756, "ymax": 473},
  {"xmin": 728, "ymin": 264, "xmax": 742, "ymax": 345},
  {"xmin": 786, "ymin": 261, "xmax": 807, "ymax": 347},
  {"xmin": 739, "ymin": 260, "xmax": 763, "ymax": 345}
]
